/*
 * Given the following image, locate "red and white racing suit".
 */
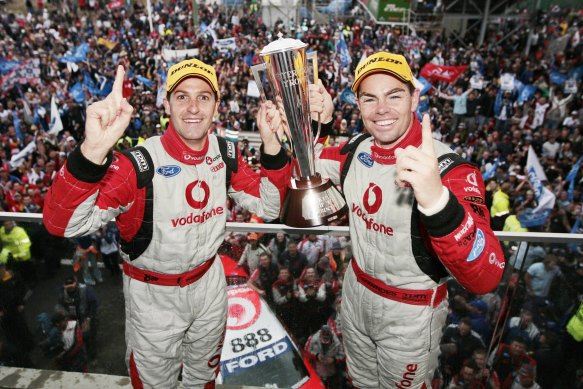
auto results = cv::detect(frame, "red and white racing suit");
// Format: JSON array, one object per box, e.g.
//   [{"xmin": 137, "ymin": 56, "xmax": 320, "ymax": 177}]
[
  {"xmin": 315, "ymin": 117, "xmax": 504, "ymax": 388},
  {"xmin": 43, "ymin": 124, "xmax": 290, "ymax": 388}
]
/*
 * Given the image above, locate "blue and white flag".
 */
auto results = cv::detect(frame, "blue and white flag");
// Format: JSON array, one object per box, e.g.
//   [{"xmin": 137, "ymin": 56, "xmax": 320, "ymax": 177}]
[
  {"xmin": 568, "ymin": 65, "xmax": 583, "ymax": 81},
  {"xmin": 0, "ymin": 59, "xmax": 21, "ymax": 75},
  {"xmin": 135, "ymin": 75, "xmax": 154, "ymax": 89},
  {"xmin": 415, "ymin": 76, "xmax": 433, "ymax": 96},
  {"xmin": 336, "ymin": 33, "xmax": 351, "ymax": 69},
  {"xmin": 566, "ymin": 156, "xmax": 583, "ymax": 202},
  {"xmin": 58, "ymin": 43, "xmax": 91, "ymax": 63},
  {"xmin": 517, "ymin": 146, "xmax": 556, "ymax": 227},
  {"xmin": 48, "ymin": 95, "xmax": 64, "ymax": 136},
  {"xmin": 215, "ymin": 38, "xmax": 237, "ymax": 52},
  {"xmin": 517, "ymin": 84, "xmax": 537, "ymax": 104},
  {"xmin": 9, "ymin": 138, "xmax": 36, "ymax": 169},
  {"xmin": 69, "ymin": 82, "xmax": 85, "ymax": 104},
  {"xmin": 339, "ymin": 87, "xmax": 356, "ymax": 105},
  {"xmin": 482, "ymin": 158, "xmax": 499, "ymax": 181},
  {"xmin": 549, "ymin": 71, "xmax": 567, "ymax": 85},
  {"xmin": 83, "ymin": 72, "xmax": 101, "ymax": 96}
]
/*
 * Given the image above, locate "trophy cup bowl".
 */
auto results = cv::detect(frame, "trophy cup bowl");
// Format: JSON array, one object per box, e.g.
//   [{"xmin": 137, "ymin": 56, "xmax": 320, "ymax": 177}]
[{"xmin": 251, "ymin": 37, "xmax": 348, "ymax": 227}]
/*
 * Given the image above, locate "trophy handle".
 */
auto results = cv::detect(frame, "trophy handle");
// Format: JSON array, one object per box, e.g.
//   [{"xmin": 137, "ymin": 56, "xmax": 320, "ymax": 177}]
[
  {"xmin": 251, "ymin": 62, "xmax": 289, "ymax": 152},
  {"xmin": 251, "ymin": 63, "xmax": 269, "ymax": 103},
  {"xmin": 306, "ymin": 51, "xmax": 321, "ymax": 145}
]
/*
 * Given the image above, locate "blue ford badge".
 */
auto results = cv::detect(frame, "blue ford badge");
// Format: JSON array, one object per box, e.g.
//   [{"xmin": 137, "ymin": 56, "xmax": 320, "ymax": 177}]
[
  {"xmin": 156, "ymin": 165, "xmax": 181, "ymax": 177},
  {"xmin": 357, "ymin": 152, "xmax": 374, "ymax": 168}
]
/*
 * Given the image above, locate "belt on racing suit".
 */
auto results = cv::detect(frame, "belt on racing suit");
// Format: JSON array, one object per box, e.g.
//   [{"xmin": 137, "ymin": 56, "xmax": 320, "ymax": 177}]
[
  {"xmin": 123, "ymin": 256, "xmax": 215, "ymax": 287},
  {"xmin": 351, "ymin": 259, "xmax": 447, "ymax": 308}
]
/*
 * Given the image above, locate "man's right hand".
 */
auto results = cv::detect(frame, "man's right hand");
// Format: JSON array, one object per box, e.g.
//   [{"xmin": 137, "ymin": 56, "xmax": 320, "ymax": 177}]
[{"xmin": 81, "ymin": 65, "xmax": 134, "ymax": 164}]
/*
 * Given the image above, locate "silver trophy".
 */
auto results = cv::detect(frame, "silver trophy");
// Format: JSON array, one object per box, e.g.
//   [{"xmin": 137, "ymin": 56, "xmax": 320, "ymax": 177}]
[{"xmin": 251, "ymin": 36, "xmax": 347, "ymax": 227}]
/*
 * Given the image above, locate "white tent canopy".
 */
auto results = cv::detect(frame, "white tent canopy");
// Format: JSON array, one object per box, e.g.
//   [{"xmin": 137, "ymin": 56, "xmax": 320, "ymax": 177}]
[{"xmin": 261, "ymin": 0, "xmax": 300, "ymax": 28}]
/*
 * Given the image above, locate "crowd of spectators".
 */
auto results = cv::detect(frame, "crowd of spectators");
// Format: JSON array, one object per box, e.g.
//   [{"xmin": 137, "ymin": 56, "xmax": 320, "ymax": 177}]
[{"xmin": 0, "ymin": 0, "xmax": 582, "ymax": 387}]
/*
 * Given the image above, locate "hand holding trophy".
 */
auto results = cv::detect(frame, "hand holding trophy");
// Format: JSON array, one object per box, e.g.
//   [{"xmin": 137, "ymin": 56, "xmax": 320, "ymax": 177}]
[{"xmin": 252, "ymin": 35, "xmax": 347, "ymax": 227}]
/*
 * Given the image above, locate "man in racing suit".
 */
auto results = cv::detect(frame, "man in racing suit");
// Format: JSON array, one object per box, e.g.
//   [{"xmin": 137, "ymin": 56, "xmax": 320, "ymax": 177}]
[
  {"xmin": 308, "ymin": 52, "xmax": 505, "ymax": 388},
  {"xmin": 43, "ymin": 59, "xmax": 290, "ymax": 388}
]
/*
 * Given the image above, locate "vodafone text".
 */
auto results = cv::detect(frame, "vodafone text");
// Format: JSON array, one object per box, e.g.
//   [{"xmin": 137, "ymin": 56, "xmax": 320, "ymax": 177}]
[
  {"xmin": 351, "ymin": 203, "xmax": 394, "ymax": 236},
  {"xmin": 171, "ymin": 207, "xmax": 223, "ymax": 227},
  {"xmin": 396, "ymin": 364, "xmax": 418, "ymax": 388}
]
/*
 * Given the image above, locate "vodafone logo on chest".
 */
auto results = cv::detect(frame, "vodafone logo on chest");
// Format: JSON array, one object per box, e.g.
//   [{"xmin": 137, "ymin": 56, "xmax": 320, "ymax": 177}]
[
  {"xmin": 363, "ymin": 183, "xmax": 383, "ymax": 214},
  {"xmin": 185, "ymin": 180, "xmax": 210, "ymax": 209}
]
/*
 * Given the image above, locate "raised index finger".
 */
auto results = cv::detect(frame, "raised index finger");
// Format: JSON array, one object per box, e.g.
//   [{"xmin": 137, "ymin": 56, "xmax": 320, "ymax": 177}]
[
  {"xmin": 421, "ymin": 114, "xmax": 436, "ymax": 158},
  {"xmin": 111, "ymin": 65, "xmax": 125, "ymax": 105}
]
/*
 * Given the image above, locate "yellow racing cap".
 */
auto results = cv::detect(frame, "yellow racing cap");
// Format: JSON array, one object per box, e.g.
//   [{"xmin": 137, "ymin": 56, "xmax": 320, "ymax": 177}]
[
  {"xmin": 352, "ymin": 52, "xmax": 414, "ymax": 93},
  {"xmin": 165, "ymin": 58, "xmax": 220, "ymax": 98}
]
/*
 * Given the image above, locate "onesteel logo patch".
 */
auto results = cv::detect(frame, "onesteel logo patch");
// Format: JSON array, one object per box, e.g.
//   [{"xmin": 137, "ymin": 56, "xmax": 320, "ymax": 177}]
[
  {"xmin": 467, "ymin": 228, "xmax": 485, "ymax": 262},
  {"xmin": 357, "ymin": 152, "xmax": 374, "ymax": 168},
  {"xmin": 130, "ymin": 150, "xmax": 149, "ymax": 173},
  {"xmin": 156, "ymin": 165, "xmax": 181, "ymax": 177}
]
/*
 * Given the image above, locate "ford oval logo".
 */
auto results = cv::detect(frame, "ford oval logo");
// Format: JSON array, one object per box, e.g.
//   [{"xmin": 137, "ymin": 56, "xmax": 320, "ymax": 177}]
[
  {"xmin": 357, "ymin": 152, "xmax": 374, "ymax": 168},
  {"xmin": 156, "ymin": 165, "xmax": 181, "ymax": 177}
]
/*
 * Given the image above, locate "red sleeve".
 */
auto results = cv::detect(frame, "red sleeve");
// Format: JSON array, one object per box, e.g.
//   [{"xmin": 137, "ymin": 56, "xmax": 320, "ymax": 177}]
[
  {"xmin": 43, "ymin": 147, "xmax": 143, "ymax": 242},
  {"xmin": 422, "ymin": 164, "xmax": 504, "ymax": 295}
]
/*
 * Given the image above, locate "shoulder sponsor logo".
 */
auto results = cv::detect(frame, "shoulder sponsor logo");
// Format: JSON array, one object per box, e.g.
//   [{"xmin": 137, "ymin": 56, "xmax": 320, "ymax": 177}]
[
  {"xmin": 466, "ymin": 171, "xmax": 478, "ymax": 186},
  {"xmin": 438, "ymin": 157, "xmax": 454, "ymax": 174},
  {"xmin": 454, "ymin": 215, "xmax": 474, "ymax": 241},
  {"xmin": 156, "ymin": 165, "xmax": 181, "ymax": 177},
  {"xmin": 470, "ymin": 204, "xmax": 485, "ymax": 219},
  {"xmin": 466, "ymin": 229, "xmax": 485, "ymax": 262},
  {"xmin": 357, "ymin": 152, "xmax": 374, "ymax": 168},
  {"xmin": 227, "ymin": 141, "xmax": 236, "ymax": 159},
  {"xmin": 130, "ymin": 150, "xmax": 149, "ymax": 173},
  {"xmin": 464, "ymin": 196, "xmax": 485, "ymax": 205},
  {"xmin": 489, "ymin": 252, "xmax": 505, "ymax": 269}
]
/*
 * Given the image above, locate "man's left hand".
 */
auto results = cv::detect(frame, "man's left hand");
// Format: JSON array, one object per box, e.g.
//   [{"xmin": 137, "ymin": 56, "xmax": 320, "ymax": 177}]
[
  {"xmin": 394, "ymin": 114, "xmax": 444, "ymax": 209},
  {"xmin": 308, "ymin": 81, "xmax": 334, "ymax": 124}
]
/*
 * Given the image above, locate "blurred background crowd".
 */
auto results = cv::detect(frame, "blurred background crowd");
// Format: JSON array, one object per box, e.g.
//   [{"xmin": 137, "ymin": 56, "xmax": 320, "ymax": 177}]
[{"xmin": 0, "ymin": 0, "xmax": 582, "ymax": 387}]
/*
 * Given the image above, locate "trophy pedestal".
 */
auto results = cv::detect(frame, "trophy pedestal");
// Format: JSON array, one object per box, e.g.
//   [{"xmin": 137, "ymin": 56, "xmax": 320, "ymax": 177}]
[{"xmin": 281, "ymin": 174, "xmax": 348, "ymax": 228}]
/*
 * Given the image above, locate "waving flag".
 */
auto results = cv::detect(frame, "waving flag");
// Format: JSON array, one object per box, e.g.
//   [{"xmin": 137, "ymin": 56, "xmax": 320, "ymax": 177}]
[
  {"xmin": 58, "ymin": 43, "xmax": 91, "ymax": 63},
  {"xmin": 566, "ymin": 157, "xmax": 583, "ymax": 202},
  {"xmin": 0, "ymin": 60, "xmax": 41, "ymax": 92},
  {"xmin": 48, "ymin": 95, "xmax": 64, "ymax": 135},
  {"xmin": 517, "ymin": 146, "xmax": 556, "ymax": 227},
  {"xmin": 415, "ymin": 76, "xmax": 433, "ymax": 95},
  {"xmin": 517, "ymin": 84, "xmax": 537, "ymax": 104},
  {"xmin": 97, "ymin": 37, "xmax": 118, "ymax": 50},
  {"xmin": 22, "ymin": 98, "xmax": 34, "ymax": 125},
  {"xmin": 69, "ymin": 82, "xmax": 86, "ymax": 104},
  {"xmin": 135, "ymin": 75, "xmax": 154, "ymax": 89},
  {"xmin": 0, "ymin": 59, "xmax": 22, "ymax": 75},
  {"xmin": 549, "ymin": 71, "xmax": 567, "ymax": 85},
  {"xmin": 10, "ymin": 138, "xmax": 36, "ymax": 169},
  {"xmin": 482, "ymin": 158, "xmax": 499, "ymax": 181},
  {"xmin": 420, "ymin": 63, "xmax": 468, "ymax": 83},
  {"xmin": 340, "ymin": 87, "xmax": 356, "ymax": 105},
  {"xmin": 336, "ymin": 33, "xmax": 351, "ymax": 69}
]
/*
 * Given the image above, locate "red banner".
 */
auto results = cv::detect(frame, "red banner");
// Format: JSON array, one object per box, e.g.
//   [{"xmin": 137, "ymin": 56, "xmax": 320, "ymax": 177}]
[
  {"xmin": 420, "ymin": 63, "xmax": 468, "ymax": 83},
  {"xmin": 107, "ymin": 0, "xmax": 124, "ymax": 10}
]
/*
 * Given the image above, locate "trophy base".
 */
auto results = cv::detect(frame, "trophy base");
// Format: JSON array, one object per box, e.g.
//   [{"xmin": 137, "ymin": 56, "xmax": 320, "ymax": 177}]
[{"xmin": 281, "ymin": 174, "xmax": 348, "ymax": 228}]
